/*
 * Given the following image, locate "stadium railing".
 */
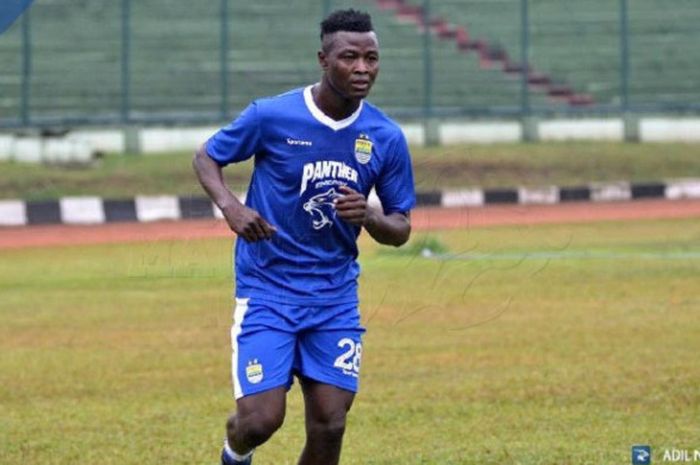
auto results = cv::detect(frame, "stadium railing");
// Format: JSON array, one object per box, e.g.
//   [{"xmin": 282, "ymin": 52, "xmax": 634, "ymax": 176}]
[{"xmin": 0, "ymin": 0, "xmax": 699, "ymax": 128}]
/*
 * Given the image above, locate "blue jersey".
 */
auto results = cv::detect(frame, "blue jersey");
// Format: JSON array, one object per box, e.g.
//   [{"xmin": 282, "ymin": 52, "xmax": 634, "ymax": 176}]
[{"xmin": 206, "ymin": 85, "xmax": 416, "ymax": 305}]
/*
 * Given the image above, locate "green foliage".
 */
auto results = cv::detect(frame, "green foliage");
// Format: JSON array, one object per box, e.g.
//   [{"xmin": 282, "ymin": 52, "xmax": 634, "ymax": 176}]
[{"xmin": 1, "ymin": 218, "xmax": 699, "ymax": 464}]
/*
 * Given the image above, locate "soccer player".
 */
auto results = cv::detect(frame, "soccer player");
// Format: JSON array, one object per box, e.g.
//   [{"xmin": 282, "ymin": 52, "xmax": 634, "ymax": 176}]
[{"xmin": 193, "ymin": 9, "xmax": 416, "ymax": 465}]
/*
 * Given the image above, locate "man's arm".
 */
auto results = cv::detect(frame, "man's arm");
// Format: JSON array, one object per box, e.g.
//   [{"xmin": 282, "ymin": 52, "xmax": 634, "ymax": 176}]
[
  {"xmin": 334, "ymin": 185, "xmax": 411, "ymax": 247},
  {"xmin": 192, "ymin": 144, "xmax": 276, "ymax": 242}
]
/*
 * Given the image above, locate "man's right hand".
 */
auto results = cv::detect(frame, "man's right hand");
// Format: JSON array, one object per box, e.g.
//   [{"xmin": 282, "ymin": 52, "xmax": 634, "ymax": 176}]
[
  {"xmin": 192, "ymin": 144, "xmax": 276, "ymax": 242},
  {"xmin": 222, "ymin": 203, "xmax": 277, "ymax": 242}
]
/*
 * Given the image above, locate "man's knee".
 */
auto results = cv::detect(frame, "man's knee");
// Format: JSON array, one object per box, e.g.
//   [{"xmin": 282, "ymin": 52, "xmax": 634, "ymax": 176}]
[
  {"xmin": 228, "ymin": 387, "xmax": 286, "ymax": 448},
  {"xmin": 306, "ymin": 411, "xmax": 347, "ymax": 444},
  {"xmin": 228, "ymin": 409, "xmax": 284, "ymax": 447}
]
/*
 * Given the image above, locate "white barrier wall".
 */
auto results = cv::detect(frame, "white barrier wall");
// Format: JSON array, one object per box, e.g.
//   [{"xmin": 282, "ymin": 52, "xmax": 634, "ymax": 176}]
[
  {"xmin": 69, "ymin": 130, "xmax": 126, "ymax": 153},
  {"xmin": 539, "ymin": 119, "xmax": 624, "ymax": 141},
  {"xmin": 140, "ymin": 127, "xmax": 220, "ymax": 153},
  {"xmin": 639, "ymin": 118, "xmax": 700, "ymax": 142},
  {"xmin": 1, "ymin": 117, "xmax": 700, "ymax": 160},
  {"xmin": 440, "ymin": 121, "xmax": 522, "ymax": 144}
]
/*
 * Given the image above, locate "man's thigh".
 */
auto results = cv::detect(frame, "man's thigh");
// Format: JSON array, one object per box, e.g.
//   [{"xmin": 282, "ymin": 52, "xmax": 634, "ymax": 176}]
[{"xmin": 299, "ymin": 377, "xmax": 355, "ymax": 420}]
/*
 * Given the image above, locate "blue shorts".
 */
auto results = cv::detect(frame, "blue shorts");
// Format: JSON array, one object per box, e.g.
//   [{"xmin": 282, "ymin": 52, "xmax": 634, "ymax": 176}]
[{"xmin": 230, "ymin": 297, "xmax": 366, "ymax": 399}]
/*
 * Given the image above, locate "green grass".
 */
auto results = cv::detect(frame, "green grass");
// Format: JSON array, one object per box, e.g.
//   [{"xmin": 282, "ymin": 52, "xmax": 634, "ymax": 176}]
[
  {"xmin": 1, "ymin": 142, "xmax": 700, "ymax": 200},
  {"xmin": 1, "ymin": 217, "xmax": 699, "ymax": 464}
]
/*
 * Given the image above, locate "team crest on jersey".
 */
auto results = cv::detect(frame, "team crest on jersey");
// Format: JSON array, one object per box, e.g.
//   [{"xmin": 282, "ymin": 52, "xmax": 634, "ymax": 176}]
[
  {"xmin": 246, "ymin": 359, "xmax": 263, "ymax": 384},
  {"xmin": 354, "ymin": 134, "xmax": 373, "ymax": 164}
]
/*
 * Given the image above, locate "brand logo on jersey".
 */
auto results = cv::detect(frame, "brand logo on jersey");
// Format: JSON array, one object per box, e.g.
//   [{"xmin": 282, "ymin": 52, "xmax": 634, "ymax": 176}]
[
  {"xmin": 303, "ymin": 188, "xmax": 341, "ymax": 229},
  {"xmin": 246, "ymin": 359, "xmax": 263, "ymax": 384},
  {"xmin": 300, "ymin": 161, "xmax": 358, "ymax": 195},
  {"xmin": 287, "ymin": 138, "xmax": 313, "ymax": 146},
  {"xmin": 354, "ymin": 134, "xmax": 372, "ymax": 164}
]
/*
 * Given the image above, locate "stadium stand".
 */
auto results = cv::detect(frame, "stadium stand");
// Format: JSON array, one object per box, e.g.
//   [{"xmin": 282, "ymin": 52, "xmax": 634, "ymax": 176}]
[
  {"xmin": 393, "ymin": 0, "xmax": 700, "ymax": 109},
  {"xmin": 0, "ymin": 0, "xmax": 698, "ymax": 126}
]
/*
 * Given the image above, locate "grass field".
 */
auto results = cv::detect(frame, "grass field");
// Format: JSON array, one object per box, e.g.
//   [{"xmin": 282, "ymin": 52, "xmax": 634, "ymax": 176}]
[
  {"xmin": 1, "ymin": 217, "xmax": 699, "ymax": 464},
  {"xmin": 1, "ymin": 142, "xmax": 700, "ymax": 200}
]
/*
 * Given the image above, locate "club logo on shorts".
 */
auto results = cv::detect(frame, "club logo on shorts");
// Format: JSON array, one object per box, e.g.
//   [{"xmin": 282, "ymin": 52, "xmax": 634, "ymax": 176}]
[
  {"xmin": 246, "ymin": 359, "xmax": 263, "ymax": 384},
  {"xmin": 354, "ymin": 134, "xmax": 372, "ymax": 165}
]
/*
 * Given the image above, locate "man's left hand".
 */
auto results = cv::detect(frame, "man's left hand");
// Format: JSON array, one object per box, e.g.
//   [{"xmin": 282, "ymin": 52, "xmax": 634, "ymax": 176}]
[{"xmin": 335, "ymin": 185, "xmax": 370, "ymax": 226}]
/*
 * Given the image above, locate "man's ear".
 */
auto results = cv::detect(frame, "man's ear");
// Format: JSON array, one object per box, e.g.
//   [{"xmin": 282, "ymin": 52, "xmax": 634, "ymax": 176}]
[{"xmin": 318, "ymin": 50, "xmax": 329, "ymax": 71}]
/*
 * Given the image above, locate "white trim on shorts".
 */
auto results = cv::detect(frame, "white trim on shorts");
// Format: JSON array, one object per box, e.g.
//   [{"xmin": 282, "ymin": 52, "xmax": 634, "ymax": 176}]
[{"xmin": 231, "ymin": 297, "xmax": 250, "ymax": 399}]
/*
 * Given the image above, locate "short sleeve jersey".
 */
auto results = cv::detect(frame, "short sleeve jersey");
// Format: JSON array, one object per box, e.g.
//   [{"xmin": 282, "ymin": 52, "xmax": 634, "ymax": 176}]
[{"xmin": 206, "ymin": 86, "xmax": 416, "ymax": 305}]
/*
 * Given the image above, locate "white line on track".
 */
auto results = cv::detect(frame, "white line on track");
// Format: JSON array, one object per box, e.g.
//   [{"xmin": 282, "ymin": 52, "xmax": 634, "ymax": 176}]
[{"xmin": 421, "ymin": 250, "xmax": 700, "ymax": 261}]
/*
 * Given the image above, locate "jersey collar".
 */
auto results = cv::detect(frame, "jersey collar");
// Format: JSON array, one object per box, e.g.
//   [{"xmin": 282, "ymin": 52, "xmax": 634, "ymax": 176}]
[{"xmin": 303, "ymin": 84, "xmax": 364, "ymax": 131}]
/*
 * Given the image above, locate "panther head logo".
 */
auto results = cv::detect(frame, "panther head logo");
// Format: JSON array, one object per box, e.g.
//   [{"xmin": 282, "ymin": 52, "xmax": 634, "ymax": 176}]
[{"xmin": 303, "ymin": 187, "xmax": 342, "ymax": 230}]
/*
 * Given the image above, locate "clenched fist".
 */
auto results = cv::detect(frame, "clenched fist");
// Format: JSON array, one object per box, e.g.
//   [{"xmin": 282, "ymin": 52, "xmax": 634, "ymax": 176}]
[
  {"xmin": 222, "ymin": 203, "xmax": 277, "ymax": 242},
  {"xmin": 334, "ymin": 185, "xmax": 369, "ymax": 226}
]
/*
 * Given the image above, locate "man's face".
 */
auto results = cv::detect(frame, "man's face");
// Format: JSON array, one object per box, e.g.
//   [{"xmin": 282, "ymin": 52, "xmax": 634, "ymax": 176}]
[{"xmin": 319, "ymin": 31, "xmax": 379, "ymax": 100}]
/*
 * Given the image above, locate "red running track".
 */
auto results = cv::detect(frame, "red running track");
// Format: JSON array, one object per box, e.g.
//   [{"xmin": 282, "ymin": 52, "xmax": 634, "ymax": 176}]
[{"xmin": 1, "ymin": 199, "xmax": 699, "ymax": 250}]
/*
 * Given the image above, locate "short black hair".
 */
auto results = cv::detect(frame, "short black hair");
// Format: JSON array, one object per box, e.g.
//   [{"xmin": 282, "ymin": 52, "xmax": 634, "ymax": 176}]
[{"xmin": 320, "ymin": 9, "xmax": 373, "ymax": 39}]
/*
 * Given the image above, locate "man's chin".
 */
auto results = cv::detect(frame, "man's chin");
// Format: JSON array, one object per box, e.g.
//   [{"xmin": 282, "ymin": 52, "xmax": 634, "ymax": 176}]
[{"xmin": 346, "ymin": 88, "xmax": 372, "ymax": 100}]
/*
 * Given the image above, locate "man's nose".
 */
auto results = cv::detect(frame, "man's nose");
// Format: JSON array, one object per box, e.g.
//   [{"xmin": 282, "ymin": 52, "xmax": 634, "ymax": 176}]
[{"xmin": 354, "ymin": 59, "xmax": 369, "ymax": 73}]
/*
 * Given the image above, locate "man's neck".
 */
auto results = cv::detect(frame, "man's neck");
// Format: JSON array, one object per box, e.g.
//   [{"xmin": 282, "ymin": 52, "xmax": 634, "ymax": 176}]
[{"xmin": 311, "ymin": 80, "xmax": 361, "ymax": 121}]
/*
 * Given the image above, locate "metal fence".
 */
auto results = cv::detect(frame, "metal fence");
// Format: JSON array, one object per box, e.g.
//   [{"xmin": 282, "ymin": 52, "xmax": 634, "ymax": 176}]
[{"xmin": 1, "ymin": 0, "xmax": 699, "ymax": 128}]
